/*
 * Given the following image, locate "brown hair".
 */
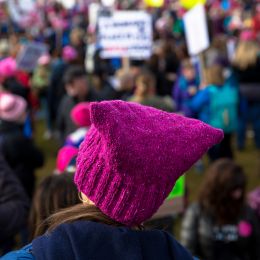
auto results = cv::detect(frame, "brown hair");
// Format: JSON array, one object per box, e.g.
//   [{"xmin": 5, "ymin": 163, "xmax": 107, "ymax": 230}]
[
  {"xmin": 44, "ymin": 204, "xmax": 127, "ymax": 234},
  {"xmin": 135, "ymin": 70, "xmax": 156, "ymax": 97},
  {"xmin": 233, "ymin": 41, "xmax": 259, "ymax": 70},
  {"xmin": 204, "ymin": 65, "xmax": 224, "ymax": 86},
  {"xmin": 198, "ymin": 159, "xmax": 246, "ymax": 225},
  {"xmin": 29, "ymin": 172, "xmax": 80, "ymax": 238},
  {"xmin": 181, "ymin": 59, "xmax": 194, "ymax": 70}
]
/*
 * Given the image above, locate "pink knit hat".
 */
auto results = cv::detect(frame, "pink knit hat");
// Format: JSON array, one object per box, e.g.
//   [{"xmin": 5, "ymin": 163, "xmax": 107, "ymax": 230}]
[
  {"xmin": 0, "ymin": 57, "xmax": 17, "ymax": 78},
  {"xmin": 71, "ymin": 102, "xmax": 91, "ymax": 127},
  {"xmin": 56, "ymin": 146, "xmax": 78, "ymax": 174},
  {"xmin": 0, "ymin": 92, "xmax": 27, "ymax": 123},
  {"xmin": 38, "ymin": 54, "xmax": 51, "ymax": 66},
  {"xmin": 240, "ymin": 30, "xmax": 255, "ymax": 41},
  {"xmin": 75, "ymin": 101, "xmax": 223, "ymax": 226},
  {"xmin": 62, "ymin": 46, "xmax": 78, "ymax": 62}
]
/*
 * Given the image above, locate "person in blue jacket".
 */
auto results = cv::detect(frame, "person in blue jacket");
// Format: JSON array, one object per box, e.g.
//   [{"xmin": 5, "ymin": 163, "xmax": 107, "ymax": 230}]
[
  {"xmin": 189, "ymin": 65, "xmax": 238, "ymax": 161},
  {"xmin": 2, "ymin": 100, "xmax": 223, "ymax": 260}
]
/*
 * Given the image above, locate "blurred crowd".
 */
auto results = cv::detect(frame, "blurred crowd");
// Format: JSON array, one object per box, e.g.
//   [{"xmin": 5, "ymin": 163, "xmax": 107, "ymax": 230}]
[{"xmin": 0, "ymin": 0, "xmax": 260, "ymax": 259}]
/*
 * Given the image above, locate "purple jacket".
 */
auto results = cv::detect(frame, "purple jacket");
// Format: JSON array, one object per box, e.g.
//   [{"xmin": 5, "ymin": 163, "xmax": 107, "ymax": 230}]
[{"xmin": 173, "ymin": 76, "xmax": 200, "ymax": 117}]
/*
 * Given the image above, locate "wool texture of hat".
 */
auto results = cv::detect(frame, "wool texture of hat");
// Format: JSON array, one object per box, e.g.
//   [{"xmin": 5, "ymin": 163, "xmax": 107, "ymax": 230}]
[
  {"xmin": 75, "ymin": 100, "xmax": 224, "ymax": 226},
  {"xmin": 56, "ymin": 146, "xmax": 78, "ymax": 174},
  {"xmin": 0, "ymin": 92, "xmax": 27, "ymax": 123},
  {"xmin": 71, "ymin": 102, "xmax": 91, "ymax": 127}
]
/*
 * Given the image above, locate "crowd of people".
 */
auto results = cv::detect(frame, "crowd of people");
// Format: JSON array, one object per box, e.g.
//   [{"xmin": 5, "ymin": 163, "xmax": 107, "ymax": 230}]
[{"xmin": 0, "ymin": 0, "xmax": 260, "ymax": 259}]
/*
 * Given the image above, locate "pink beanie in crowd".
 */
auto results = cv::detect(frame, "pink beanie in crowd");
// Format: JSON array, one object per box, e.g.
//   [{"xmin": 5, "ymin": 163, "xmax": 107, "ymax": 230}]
[
  {"xmin": 56, "ymin": 146, "xmax": 78, "ymax": 174},
  {"xmin": 38, "ymin": 54, "xmax": 51, "ymax": 66},
  {"xmin": 71, "ymin": 102, "xmax": 91, "ymax": 127},
  {"xmin": 62, "ymin": 46, "xmax": 78, "ymax": 62},
  {"xmin": 75, "ymin": 101, "xmax": 224, "ymax": 226},
  {"xmin": 0, "ymin": 57, "xmax": 17, "ymax": 78},
  {"xmin": 240, "ymin": 30, "xmax": 255, "ymax": 41},
  {"xmin": 0, "ymin": 92, "xmax": 27, "ymax": 123}
]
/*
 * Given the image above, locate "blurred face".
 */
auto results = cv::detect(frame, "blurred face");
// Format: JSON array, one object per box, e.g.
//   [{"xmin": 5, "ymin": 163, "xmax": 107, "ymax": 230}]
[
  {"xmin": 183, "ymin": 68, "xmax": 195, "ymax": 81},
  {"xmin": 66, "ymin": 76, "xmax": 89, "ymax": 99}
]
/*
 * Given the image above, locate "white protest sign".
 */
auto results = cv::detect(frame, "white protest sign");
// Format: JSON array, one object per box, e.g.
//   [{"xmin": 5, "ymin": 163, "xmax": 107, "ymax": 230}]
[
  {"xmin": 183, "ymin": 4, "xmax": 209, "ymax": 56},
  {"xmin": 98, "ymin": 11, "xmax": 152, "ymax": 59},
  {"xmin": 16, "ymin": 42, "xmax": 48, "ymax": 72},
  {"xmin": 7, "ymin": 0, "xmax": 36, "ymax": 23},
  {"xmin": 89, "ymin": 3, "xmax": 100, "ymax": 26}
]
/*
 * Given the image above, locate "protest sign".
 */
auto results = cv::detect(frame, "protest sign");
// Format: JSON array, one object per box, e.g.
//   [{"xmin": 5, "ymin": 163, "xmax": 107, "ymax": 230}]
[
  {"xmin": 183, "ymin": 4, "xmax": 210, "ymax": 56},
  {"xmin": 16, "ymin": 42, "xmax": 48, "ymax": 72},
  {"xmin": 7, "ymin": 0, "xmax": 36, "ymax": 24},
  {"xmin": 98, "ymin": 11, "xmax": 152, "ymax": 59},
  {"xmin": 89, "ymin": 3, "xmax": 100, "ymax": 26}
]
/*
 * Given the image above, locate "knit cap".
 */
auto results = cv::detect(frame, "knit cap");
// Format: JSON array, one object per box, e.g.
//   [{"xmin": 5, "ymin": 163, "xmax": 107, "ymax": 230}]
[
  {"xmin": 62, "ymin": 46, "xmax": 78, "ymax": 62},
  {"xmin": 0, "ymin": 92, "xmax": 27, "ymax": 123},
  {"xmin": 0, "ymin": 57, "xmax": 17, "ymax": 78},
  {"xmin": 71, "ymin": 102, "xmax": 91, "ymax": 127},
  {"xmin": 56, "ymin": 146, "xmax": 78, "ymax": 174},
  {"xmin": 75, "ymin": 101, "xmax": 223, "ymax": 226}
]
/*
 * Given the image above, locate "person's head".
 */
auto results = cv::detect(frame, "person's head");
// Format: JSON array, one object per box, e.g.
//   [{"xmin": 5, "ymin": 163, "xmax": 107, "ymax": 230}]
[
  {"xmin": 70, "ymin": 27, "xmax": 85, "ymax": 46},
  {"xmin": 29, "ymin": 173, "xmax": 80, "ymax": 238},
  {"xmin": 204, "ymin": 65, "xmax": 224, "ymax": 86},
  {"xmin": 0, "ymin": 57, "xmax": 17, "ymax": 83},
  {"xmin": 62, "ymin": 46, "xmax": 78, "ymax": 63},
  {"xmin": 64, "ymin": 66, "xmax": 89, "ymax": 99},
  {"xmin": 198, "ymin": 159, "xmax": 247, "ymax": 225},
  {"xmin": 182, "ymin": 60, "xmax": 196, "ymax": 81},
  {"xmin": 71, "ymin": 102, "xmax": 91, "ymax": 128},
  {"xmin": 135, "ymin": 71, "xmax": 156, "ymax": 98},
  {"xmin": 46, "ymin": 101, "xmax": 223, "ymax": 232},
  {"xmin": 0, "ymin": 92, "xmax": 27, "ymax": 124},
  {"xmin": 233, "ymin": 40, "xmax": 259, "ymax": 70},
  {"xmin": 38, "ymin": 54, "xmax": 51, "ymax": 67},
  {"xmin": 55, "ymin": 146, "xmax": 78, "ymax": 174},
  {"xmin": 130, "ymin": 60, "xmax": 144, "ymax": 78},
  {"xmin": 116, "ymin": 69, "xmax": 135, "ymax": 91},
  {"xmin": 0, "ymin": 39, "xmax": 9, "ymax": 58}
]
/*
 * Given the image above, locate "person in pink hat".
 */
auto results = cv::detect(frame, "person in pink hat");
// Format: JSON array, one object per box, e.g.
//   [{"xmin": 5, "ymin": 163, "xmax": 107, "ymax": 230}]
[
  {"xmin": 55, "ymin": 145, "xmax": 78, "ymax": 174},
  {"xmin": 3, "ymin": 100, "xmax": 223, "ymax": 260},
  {"xmin": 65, "ymin": 102, "xmax": 91, "ymax": 148},
  {"xmin": 0, "ymin": 93, "xmax": 44, "ymax": 198}
]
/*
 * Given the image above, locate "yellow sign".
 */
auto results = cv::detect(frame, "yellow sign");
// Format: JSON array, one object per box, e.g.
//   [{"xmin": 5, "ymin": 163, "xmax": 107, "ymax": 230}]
[
  {"xmin": 144, "ymin": 0, "xmax": 164, "ymax": 8},
  {"xmin": 180, "ymin": 0, "xmax": 206, "ymax": 10}
]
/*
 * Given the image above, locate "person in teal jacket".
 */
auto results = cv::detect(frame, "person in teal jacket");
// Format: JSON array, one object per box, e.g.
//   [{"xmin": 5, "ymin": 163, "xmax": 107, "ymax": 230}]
[{"xmin": 189, "ymin": 65, "xmax": 238, "ymax": 161}]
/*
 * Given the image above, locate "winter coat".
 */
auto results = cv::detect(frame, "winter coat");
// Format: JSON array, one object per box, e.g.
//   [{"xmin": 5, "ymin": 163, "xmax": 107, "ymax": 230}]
[
  {"xmin": 0, "ymin": 120, "xmax": 44, "ymax": 198},
  {"xmin": 0, "ymin": 155, "xmax": 29, "ymax": 251},
  {"xmin": 173, "ymin": 76, "xmax": 200, "ymax": 117},
  {"xmin": 233, "ymin": 59, "xmax": 260, "ymax": 103},
  {"xmin": 181, "ymin": 203, "xmax": 260, "ymax": 260},
  {"xmin": 3, "ymin": 220, "xmax": 195, "ymax": 260}
]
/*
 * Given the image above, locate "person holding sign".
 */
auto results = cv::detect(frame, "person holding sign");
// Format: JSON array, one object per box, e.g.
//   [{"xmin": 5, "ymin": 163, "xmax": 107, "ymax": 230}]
[{"xmin": 3, "ymin": 100, "xmax": 223, "ymax": 260}]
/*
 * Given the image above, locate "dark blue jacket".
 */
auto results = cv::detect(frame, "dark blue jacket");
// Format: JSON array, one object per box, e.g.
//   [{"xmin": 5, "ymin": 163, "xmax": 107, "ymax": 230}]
[{"xmin": 2, "ymin": 221, "xmax": 195, "ymax": 260}]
